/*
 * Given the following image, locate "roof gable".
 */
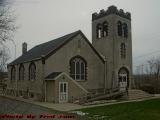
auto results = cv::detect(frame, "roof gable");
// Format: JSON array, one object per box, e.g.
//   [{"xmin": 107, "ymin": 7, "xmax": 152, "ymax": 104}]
[
  {"xmin": 45, "ymin": 31, "xmax": 105, "ymax": 63},
  {"xmin": 9, "ymin": 30, "xmax": 105, "ymax": 65},
  {"xmin": 79, "ymin": 32, "xmax": 105, "ymax": 63}
]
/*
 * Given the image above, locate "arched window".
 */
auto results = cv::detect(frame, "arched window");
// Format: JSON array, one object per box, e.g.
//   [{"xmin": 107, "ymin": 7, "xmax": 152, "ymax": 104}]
[
  {"xmin": 120, "ymin": 43, "xmax": 126, "ymax": 58},
  {"xmin": 70, "ymin": 56, "xmax": 87, "ymax": 80},
  {"xmin": 123, "ymin": 23, "xmax": 128, "ymax": 38},
  {"xmin": 11, "ymin": 66, "xmax": 16, "ymax": 81},
  {"xmin": 102, "ymin": 22, "xmax": 108, "ymax": 37},
  {"xmin": 117, "ymin": 21, "xmax": 122, "ymax": 36},
  {"xmin": 19, "ymin": 64, "xmax": 25, "ymax": 80},
  {"xmin": 29, "ymin": 62, "xmax": 36, "ymax": 81},
  {"xmin": 96, "ymin": 24, "xmax": 102, "ymax": 39}
]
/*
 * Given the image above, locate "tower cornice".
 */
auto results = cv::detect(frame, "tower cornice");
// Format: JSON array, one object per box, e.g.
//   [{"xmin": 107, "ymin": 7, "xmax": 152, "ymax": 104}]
[{"xmin": 92, "ymin": 5, "xmax": 131, "ymax": 21}]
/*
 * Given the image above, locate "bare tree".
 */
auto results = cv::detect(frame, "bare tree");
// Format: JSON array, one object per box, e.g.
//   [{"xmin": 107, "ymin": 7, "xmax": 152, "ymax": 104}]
[
  {"xmin": 0, "ymin": 0, "xmax": 17, "ymax": 71},
  {"xmin": 134, "ymin": 57, "xmax": 160, "ymax": 93},
  {"xmin": 0, "ymin": 45, "xmax": 10, "ymax": 72},
  {"xmin": 147, "ymin": 57, "xmax": 160, "ymax": 80},
  {"xmin": 0, "ymin": 1, "xmax": 17, "ymax": 43},
  {"xmin": 147, "ymin": 58, "xmax": 155, "ymax": 75},
  {"xmin": 145, "ymin": 57, "xmax": 160, "ymax": 93}
]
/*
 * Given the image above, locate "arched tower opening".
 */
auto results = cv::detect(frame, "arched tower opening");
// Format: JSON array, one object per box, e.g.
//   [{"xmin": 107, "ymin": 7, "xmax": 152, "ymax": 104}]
[{"xmin": 118, "ymin": 67, "xmax": 129, "ymax": 91}]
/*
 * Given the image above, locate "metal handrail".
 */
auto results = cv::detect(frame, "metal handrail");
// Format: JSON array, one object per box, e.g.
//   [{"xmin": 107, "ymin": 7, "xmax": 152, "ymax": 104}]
[{"xmin": 75, "ymin": 87, "xmax": 123, "ymax": 104}]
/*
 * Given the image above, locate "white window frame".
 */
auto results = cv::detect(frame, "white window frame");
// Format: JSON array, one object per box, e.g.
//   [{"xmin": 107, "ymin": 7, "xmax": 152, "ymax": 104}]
[
  {"xmin": 59, "ymin": 82, "xmax": 68, "ymax": 103},
  {"xmin": 71, "ymin": 58, "xmax": 85, "ymax": 81}
]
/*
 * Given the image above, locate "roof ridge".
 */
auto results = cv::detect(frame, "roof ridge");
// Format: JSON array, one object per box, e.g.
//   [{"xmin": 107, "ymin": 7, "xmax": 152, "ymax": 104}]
[{"xmin": 36, "ymin": 30, "xmax": 81, "ymax": 47}]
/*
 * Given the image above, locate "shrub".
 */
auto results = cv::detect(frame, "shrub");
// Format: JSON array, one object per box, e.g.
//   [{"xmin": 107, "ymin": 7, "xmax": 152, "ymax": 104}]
[{"xmin": 140, "ymin": 84, "xmax": 155, "ymax": 94}]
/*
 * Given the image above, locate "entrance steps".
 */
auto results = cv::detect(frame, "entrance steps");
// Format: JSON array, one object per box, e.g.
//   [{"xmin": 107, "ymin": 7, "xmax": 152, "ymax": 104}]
[
  {"xmin": 128, "ymin": 89, "xmax": 153, "ymax": 100},
  {"xmin": 86, "ymin": 91, "xmax": 126, "ymax": 102},
  {"xmin": 74, "ymin": 88, "xmax": 127, "ymax": 104},
  {"xmin": 75, "ymin": 89, "xmax": 154, "ymax": 104}
]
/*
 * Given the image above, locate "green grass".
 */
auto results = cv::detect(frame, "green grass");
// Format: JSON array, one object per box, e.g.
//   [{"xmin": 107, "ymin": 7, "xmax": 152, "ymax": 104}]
[{"xmin": 80, "ymin": 98, "xmax": 160, "ymax": 120}]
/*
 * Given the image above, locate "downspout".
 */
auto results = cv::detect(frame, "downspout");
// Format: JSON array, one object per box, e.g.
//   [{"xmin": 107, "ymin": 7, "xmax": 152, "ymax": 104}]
[
  {"xmin": 41, "ymin": 55, "xmax": 46, "ymax": 102},
  {"xmin": 104, "ymin": 57, "xmax": 107, "ymax": 93},
  {"xmin": 16, "ymin": 65, "xmax": 18, "ymax": 97},
  {"xmin": 112, "ymin": 15, "xmax": 115, "ymax": 89},
  {"xmin": 44, "ymin": 81, "xmax": 46, "ymax": 102}
]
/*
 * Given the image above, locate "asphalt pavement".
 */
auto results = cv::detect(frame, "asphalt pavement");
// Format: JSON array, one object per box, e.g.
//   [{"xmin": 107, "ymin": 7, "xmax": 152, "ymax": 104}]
[{"xmin": 0, "ymin": 96, "xmax": 81, "ymax": 120}]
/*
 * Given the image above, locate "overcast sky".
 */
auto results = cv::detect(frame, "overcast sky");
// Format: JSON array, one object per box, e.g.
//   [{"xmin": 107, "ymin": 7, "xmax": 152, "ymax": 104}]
[{"xmin": 5, "ymin": 0, "xmax": 160, "ymax": 70}]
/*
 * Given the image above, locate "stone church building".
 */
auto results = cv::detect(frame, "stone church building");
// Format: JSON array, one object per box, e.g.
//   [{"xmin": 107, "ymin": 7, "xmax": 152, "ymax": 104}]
[{"xmin": 7, "ymin": 5, "xmax": 132, "ymax": 103}]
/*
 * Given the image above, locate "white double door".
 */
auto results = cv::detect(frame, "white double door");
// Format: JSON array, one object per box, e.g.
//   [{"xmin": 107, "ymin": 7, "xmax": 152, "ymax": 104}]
[
  {"xmin": 59, "ymin": 82, "xmax": 68, "ymax": 103},
  {"xmin": 119, "ymin": 73, "xmax": 127, "ymax": 91}
]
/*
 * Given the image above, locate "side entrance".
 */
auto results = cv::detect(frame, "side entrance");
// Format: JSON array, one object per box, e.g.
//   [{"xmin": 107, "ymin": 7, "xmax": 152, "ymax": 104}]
[
  {"xmin": 59, "ymin": 82, "xmax": 68, "ymax": 103},
  {"xmin": 118, "ymin": 67, "xmax": 129, "ymax": 91}
]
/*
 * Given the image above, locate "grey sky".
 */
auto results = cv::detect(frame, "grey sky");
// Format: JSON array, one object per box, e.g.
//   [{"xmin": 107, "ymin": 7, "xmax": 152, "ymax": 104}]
[{"xmin": 6, "ymin": 0, "xmax": 160, "ymax": 70}]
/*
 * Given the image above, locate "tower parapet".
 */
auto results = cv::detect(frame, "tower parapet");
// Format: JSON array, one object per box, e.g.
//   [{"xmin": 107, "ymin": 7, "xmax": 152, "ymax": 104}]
[{"xmin": 92, "ymin": 5, "xmax": 131, "ymax": 21}]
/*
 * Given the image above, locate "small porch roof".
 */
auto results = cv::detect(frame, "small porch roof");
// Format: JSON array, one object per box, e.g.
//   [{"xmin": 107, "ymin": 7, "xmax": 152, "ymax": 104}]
[
  {"xmin": 45, "ymin": 72, "xmax": 62, "ymax": 80},
  {"xmin": 45, "ymin": 72, "xmax": 89, "ymax": 93}
]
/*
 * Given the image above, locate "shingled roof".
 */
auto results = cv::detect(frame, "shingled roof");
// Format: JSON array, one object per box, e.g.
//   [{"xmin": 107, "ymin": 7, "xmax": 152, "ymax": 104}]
[
  {"xmin": 9, "ymin": 30, "xmax": 105, "ymax": 65},
  {"xmin": 45, "ymin": 72, "xmax": 62, "ymax": 80},
  {"xmin": 9, "ymin": 30, "xmax": 80, "ymax": 65}
]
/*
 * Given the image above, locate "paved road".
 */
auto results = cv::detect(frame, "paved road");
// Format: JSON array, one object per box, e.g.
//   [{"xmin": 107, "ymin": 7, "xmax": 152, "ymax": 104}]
[{"xmin": 0, "ymin": 96, "xmax": 83, "ymax": 120}]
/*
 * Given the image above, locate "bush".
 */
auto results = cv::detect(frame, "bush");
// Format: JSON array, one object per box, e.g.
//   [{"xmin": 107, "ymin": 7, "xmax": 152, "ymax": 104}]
[{"xmin": 140, "ymin": 84, "xmax": 155, "ymax": 94}]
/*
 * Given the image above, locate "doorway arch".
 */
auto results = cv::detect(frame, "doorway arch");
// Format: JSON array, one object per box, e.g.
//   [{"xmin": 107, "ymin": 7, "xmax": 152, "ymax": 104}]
[{"xmin": 118, "ymin": 67, "xmax": 129, "ymax": 91}]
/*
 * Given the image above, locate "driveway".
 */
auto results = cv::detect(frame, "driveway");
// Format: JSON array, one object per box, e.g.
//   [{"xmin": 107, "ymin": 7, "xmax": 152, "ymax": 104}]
[{"xmin": 0, "ymin": 96, "xmax": 82, "ymax": 120}]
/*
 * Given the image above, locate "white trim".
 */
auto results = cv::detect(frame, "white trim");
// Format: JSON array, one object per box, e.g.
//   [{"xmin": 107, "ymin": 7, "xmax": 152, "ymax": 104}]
[
  {"xmin": 59, "ymin": 82, "xmax": 68, "ymax": 103},
  {"xmin": 45, "ymin": 82, "xmax": 46, "ymax": 102},
  {"xmin": 45, "ymin": 79, "xmax": 56, "ymax": 80},
  {"xmin": 71, "ymin": 58, "xmax": 85, "ymax": 80},
  {"xmin": 119, "ymin": 73, "xmax": 127, "ymax": 91},
  {"xmin": 55, "ymin": 72, "xmax": 88, "ymax": 93}
]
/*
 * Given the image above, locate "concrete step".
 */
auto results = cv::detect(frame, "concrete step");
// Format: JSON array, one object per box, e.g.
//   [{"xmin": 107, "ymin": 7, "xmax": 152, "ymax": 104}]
[
  {"xmin": 0, "ymin": 90, "xmax": 3, "ymax": 94},
  {"xmin": 128, "ymin": 89, "xmax": 153, "ymax": 100},
  {"xmin": 78, "ymin": 91, "xmax": 126, "ymax": 104}
]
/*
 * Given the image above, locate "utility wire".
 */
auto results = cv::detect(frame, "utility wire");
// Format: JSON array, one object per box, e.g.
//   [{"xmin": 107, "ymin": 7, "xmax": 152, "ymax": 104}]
[{"xmin": 133, "ymin": 49, "xmax": 160, "ymax": 59}]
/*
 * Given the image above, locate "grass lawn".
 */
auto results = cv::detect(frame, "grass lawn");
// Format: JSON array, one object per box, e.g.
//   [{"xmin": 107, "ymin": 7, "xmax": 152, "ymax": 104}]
[{"xmin": 80, "ymin": 98, "xmax": 160, "ymax": 120}]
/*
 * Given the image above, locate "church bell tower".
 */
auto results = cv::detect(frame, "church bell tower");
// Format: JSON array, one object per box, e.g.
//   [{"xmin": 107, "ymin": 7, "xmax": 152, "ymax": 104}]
[{"xmin": 92, "ymin": 5, "xmax": 132, "ymax": 90}]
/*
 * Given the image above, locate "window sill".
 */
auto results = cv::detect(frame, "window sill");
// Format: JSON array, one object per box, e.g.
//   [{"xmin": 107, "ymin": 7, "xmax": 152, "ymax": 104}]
[
  {"xmin": 96, "ymin": 36, "xmax": 108, "ymax": 39},
  {"xmin": 75, "ymin": 80, "xmax": 86, "ymax": 82},
  {"xmin": 10, "ymin": 80, "xmax": 16, "ymax": 82},
  {"xmin": 29, "ymin": 79, "xmax": 36, "ymax": 82}
]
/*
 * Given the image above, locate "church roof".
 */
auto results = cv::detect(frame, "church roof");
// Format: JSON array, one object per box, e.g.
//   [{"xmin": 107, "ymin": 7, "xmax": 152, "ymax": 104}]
[
  {"xmin": 9, "ymin": 30, "xmax": 105, "ymax": 65},
  {"xmin": 9, "ymin": 30, "xmax": 80, "ymax": 65},
  {"xmin": 45, "ymin": 72, "xmax": 62, "ymax": 80}
]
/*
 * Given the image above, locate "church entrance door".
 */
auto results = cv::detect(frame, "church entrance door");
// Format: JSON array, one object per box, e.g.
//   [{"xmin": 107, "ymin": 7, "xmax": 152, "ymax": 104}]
[
  {"xmin": 119, "ymin": 73, "xmax": 127, "ymax": 91},
  {"xmin": 118, "ymin": 67, "xmax": 129, "ymax": 91},
  {"xmin": 59, "ymin": 82, "xmax": 68, "ymax": 103}
]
